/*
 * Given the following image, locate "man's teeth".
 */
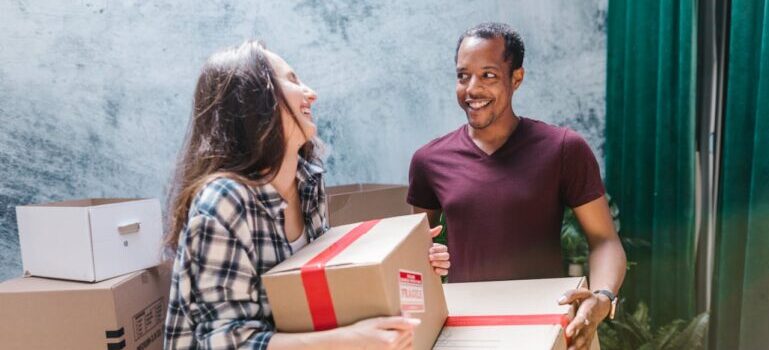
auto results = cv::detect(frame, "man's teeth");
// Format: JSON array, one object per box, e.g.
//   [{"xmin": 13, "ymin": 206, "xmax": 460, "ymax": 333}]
[{"xmin": 468, "ymin": 100, "xmax": 491, "ymax": 109}]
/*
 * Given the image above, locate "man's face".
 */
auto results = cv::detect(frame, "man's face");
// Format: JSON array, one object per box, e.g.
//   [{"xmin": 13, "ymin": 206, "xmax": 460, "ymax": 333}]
[{"xmin": 455, "ymin": 36, "xmax": 517, "ymax": 130}]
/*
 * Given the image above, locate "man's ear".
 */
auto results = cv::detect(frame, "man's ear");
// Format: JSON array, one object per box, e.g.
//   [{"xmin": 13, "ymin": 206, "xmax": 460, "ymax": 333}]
[{"xmin": 511, "ymin": 67, "xmax": 525, "ymax": 91}]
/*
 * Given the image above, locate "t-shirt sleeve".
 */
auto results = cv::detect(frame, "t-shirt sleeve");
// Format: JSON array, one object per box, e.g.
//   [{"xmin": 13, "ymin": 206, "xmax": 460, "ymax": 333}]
[
  {"xmin": 560, "ymin": 129, "xmax": 605, "ymax": 208},
  {"xmin": 407, "ymin": 148, "xmax": 441, "ymax": 210}
]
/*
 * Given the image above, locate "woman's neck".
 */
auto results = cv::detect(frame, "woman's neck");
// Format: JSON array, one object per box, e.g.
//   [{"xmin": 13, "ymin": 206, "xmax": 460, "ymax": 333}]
[{"xmin": 271, "ymin": 148, "xmax": 300, "ymax": 201}]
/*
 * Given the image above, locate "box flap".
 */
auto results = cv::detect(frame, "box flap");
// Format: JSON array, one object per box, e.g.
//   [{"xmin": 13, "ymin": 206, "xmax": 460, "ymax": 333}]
[
  {"xmin": 434, "ymin": 325, "xmax": 564, "ymax": 350},
  {"xmin": 0, "ymin": 270, "xmax": 143, "ymax": 294},
  {"xmin": 326, "ymin": 183, "xmax": 404, "ymax": 195},
  {"xmin": 443, "ymin": 277, "xmax": 585, "ymax": 316},
  {"xmin": 21, "ymin": 198, "xmax": 151, "ymax": 208},
  {"xmin": 266, "ymin": 214, "xmax": 427, "ymax": 275}
]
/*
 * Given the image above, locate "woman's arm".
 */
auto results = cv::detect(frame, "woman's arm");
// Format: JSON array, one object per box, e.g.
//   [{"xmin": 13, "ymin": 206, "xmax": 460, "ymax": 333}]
[
  {"xmin": 268, "ymin": 317, "xmax": 419, "ymax": 350},
  {"xmin": 167, "ymin": 180, "xmax": 280, "ymax": 349}
]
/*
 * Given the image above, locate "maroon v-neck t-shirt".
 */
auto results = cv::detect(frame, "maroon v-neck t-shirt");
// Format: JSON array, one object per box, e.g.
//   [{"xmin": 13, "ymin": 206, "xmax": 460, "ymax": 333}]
[{"xmin": 408, "ymin": 117, "xmax": 605, "ymax": 282}]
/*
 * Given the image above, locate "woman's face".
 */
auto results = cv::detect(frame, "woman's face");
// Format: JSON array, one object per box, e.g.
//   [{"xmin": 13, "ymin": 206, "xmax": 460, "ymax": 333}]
[{"xmin": 265, "ymin": 50, "xmax": 318, "ymax": 150}]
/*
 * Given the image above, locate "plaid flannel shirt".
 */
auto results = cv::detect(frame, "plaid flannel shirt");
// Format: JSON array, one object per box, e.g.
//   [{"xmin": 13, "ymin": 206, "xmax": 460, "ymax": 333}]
[{"xmin": 164, "ymin": 158, "xmax": 328, "ymax": 349}]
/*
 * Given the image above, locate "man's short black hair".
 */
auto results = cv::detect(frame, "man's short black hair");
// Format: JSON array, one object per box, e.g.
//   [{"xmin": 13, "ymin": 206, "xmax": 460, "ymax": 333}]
[{"xmin": 455, "ymin": 22, "xmax": 525, "ymax": 76}]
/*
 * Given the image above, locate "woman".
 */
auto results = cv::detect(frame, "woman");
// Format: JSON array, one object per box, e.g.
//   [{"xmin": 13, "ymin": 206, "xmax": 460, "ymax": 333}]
[{"xmin": 163, "ymin": 40, "xmax": 450, "ymax": 350}]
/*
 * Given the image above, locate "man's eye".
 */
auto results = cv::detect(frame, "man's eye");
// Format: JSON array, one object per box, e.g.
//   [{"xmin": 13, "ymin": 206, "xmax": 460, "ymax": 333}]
[
  {"xmin": 484, "ymin": 72, "xmax": 497, "ymax": 78},
  {"xmin": 457, "ymin": 73, "xmax": 468, "ymax": 80}
]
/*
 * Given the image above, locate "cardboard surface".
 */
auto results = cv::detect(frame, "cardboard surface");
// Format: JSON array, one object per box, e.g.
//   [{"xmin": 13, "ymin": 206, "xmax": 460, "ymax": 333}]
[
  {"xmin": 434, "ymin": 278, "xmax": 600, "ymax": 350},
  {"xmin": 327, "ymin": 183, "xmax": 413, "ymax": 226},
  {"xmin": 16, "ymin": 197, "xmax": 163, "ymax": 282},
  {"xmin": 0, "ymin": 263, "xmax": 172, "ymax": 350},
  {"xmin": 263, "ymin": 213, "xmax": 447, "ymax": 350}
]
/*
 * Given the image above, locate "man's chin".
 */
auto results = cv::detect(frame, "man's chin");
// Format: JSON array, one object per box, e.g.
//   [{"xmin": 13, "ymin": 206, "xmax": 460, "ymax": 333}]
[{"xmin": 467, "ymin": 115, "xmax": 494, "ymax": 130}]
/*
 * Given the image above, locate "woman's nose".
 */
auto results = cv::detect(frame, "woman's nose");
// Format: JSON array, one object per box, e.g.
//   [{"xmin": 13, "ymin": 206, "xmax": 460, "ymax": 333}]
[{"xmin": 304, "ymin": 85, "xmax": 318, "ymax": 104}]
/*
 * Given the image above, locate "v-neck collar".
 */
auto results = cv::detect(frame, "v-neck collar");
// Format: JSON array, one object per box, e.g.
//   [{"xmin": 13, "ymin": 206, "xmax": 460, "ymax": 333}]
[{"xmin": 461, "ymin": 116, "xmax": 527, "ymax": 158}]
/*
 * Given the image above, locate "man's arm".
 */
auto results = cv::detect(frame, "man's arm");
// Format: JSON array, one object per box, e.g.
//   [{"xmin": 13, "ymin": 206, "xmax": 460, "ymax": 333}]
[
  {"xmin": 559, "ymin": 195, "xmax": 626, "ymax": 350},
  {"xmin": 413, "ymin": 206, "xmax": 442, "ymax": 228},
  {"xmin": 574, "ymin": 195, "xmax": 626, "ymax": 295}
]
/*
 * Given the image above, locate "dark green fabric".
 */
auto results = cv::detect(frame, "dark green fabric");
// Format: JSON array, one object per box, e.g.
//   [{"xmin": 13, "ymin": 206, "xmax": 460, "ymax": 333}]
[
  {"xmin": 711, "ymin": 0, "xmax": 769, "ymax": 348},
  {"xmin": 605, "ymin": 0, "xmax": 697, "ymax": 326}
]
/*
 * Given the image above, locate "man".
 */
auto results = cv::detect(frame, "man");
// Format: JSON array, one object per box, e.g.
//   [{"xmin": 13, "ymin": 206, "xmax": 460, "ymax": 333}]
[{"xmin": 407, "ymin": 22, "xmax": 626, "ymax": 350}]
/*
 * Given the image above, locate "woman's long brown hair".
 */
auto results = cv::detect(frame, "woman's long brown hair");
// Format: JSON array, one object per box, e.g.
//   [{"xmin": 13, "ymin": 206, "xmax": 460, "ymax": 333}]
[{"xmin": 164, "ymin": 40, "xmax": 315, "ymax": 252}]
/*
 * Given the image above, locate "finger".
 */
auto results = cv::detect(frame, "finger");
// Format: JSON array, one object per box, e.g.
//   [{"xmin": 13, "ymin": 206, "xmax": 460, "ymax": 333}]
[
  {"xmin": 558, "ymin": 288, "xmax": 593, "ymax": 305},
  {"xmin": 429, "ymin": 243, "xmax": 448, "ymax": 254},
  {"xmin": 380, "ymin": 329, "xmax": 401, "ymax": 345},
  {"xmin": 429, "ymin": 252, "xmax": 450, "ymax": 262},
  {"xmin": 429, "ymin": 225, "xmax": 444, "ymax": 238},
  {"xmin": 569, "ymin": 331, "xmax": 588, "ymax": 350},
  {"xmin": 567, "ymin": 302, "xmax": 594, "ymax": 336},
  {"xmin": 434, "ymin": 267, "xmax": 449, "ymax": 276},
  {"xmin": 430, "ymin": 261, "xmax": 450, "ymax": 270},
  {"xmin": 376, "ymin": 316, "xmax": 421, "ymax": 331},
  {"xmin": 565, "ymin": 313, "xmax": 588, "ymax": 337},
  {"xmin": 393, "ymin": 329, "xmax": 413, "ymax": 350}
]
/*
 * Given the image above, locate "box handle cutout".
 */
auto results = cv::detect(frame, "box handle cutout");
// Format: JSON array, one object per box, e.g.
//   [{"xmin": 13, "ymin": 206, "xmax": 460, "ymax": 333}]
[{"xmin": 118, "ymin": 222, "xmax": 141, "ymax": 235}]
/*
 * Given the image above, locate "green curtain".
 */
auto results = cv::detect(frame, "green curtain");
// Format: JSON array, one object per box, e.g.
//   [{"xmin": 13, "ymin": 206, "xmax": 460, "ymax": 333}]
[
  {"xmin": 711, "ymin": 0, "xmax": 769, "ymax": 348},
  {"xmin": 605, "ymin": 0, "xmax": 697, "ymax": 326}
]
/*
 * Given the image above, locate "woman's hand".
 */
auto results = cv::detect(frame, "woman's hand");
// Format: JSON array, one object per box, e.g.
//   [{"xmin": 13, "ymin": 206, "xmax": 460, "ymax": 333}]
[
  {"xmin": 268, "ymin": 316, "xmax": 419, "ymax": 350},
  {"xmin": 336, "ymin": 316, "xmax": 420, "ymax": 350},
  {"xmin": 428, "ymin": 226, "xmax": 450, "ymax": 276}
]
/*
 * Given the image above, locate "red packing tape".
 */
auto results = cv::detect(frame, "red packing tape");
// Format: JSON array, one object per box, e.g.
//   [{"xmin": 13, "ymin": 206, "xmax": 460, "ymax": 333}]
[
  {"xmin": 300, "ymin": 220, "xmax": 381, "ymax": 331},
  {"xmin": 445, "ymin": 314, "xmax": 572, "ymax": 344}
]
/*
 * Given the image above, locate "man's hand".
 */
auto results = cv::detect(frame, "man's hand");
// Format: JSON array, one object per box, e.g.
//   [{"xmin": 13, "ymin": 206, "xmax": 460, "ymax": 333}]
[
  {"xmin": 558, "ymin": 288, "xmax": 611, "ymax": 350},
  {"xmin": 427, "ymin": 225, "xmax": 449, "ymax": 276}
]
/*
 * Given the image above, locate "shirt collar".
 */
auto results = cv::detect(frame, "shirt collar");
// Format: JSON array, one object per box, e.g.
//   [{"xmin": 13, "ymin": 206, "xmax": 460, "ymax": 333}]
[
  {"xmin": 297, "ymin": 156, "xmax": 325, "ymax": 187},
  {"xmin": 253, "ymin": 157, "xmax": 325, "ymax": 219}
]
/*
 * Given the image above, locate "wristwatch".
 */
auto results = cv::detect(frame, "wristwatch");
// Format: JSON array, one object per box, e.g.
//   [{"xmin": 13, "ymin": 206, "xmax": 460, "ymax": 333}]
[{"xmin": 593, "ymin": 289, "xmax": 617, "ymax": 320}]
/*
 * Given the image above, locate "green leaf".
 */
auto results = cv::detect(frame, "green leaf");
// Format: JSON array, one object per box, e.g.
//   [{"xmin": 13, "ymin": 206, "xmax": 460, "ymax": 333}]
[
  {"xmin": 664, "ymin": 313, "xmax": 709, "ymax": 350},
  {"xmin": 632, "ymin": 302, "xmax": 650, "ymax": 327},
  {"xmin": 637, "ymin": 343, "xmax": 656, "ymax": 350},
  {"xmin": 654, "ymin": 319, "xmax": 685, "ymax": 349}
]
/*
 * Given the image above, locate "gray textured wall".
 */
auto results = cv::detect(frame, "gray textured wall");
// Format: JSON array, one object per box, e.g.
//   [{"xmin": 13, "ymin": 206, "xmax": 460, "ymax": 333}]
[{"xmin": 0, "ymin": 0, "xmax": 607, "ymax": 281}]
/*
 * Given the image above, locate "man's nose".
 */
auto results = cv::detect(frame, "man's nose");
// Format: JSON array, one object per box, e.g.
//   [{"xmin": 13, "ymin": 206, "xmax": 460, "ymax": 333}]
[{"xmin": 467, "ymin": 76, "xmax": 483, "ymax": 96}]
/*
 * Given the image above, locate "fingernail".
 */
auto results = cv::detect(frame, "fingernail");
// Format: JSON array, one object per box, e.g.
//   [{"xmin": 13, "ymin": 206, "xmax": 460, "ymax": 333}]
[
  {"xmin": 558, "ymin": 296, "xmax": 567, "ymax": 303},
  {"xmin": 406, "ymin": 318, "xmax": 422, "ymax": 326}
]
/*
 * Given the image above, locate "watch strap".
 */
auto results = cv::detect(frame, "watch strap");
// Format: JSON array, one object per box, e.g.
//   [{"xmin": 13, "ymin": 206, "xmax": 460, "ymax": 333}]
[{"xmin": 593, "ymin": 289, "xmax": 617, "ymax": 320}]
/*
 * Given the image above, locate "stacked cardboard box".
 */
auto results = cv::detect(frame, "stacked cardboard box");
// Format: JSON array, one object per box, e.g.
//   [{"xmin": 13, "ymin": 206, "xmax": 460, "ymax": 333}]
[
  {"xmin": 0, "ymin": 198, "xmax": 170, "ymax": 350},
  {"xmin": 327, "ymin": 183, "xmax": 413, "ymax": 226}
]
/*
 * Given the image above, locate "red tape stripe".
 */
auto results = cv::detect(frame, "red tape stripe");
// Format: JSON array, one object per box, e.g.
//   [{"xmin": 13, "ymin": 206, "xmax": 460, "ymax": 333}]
[
  {"xmin": 300, "ymin": 220, "xmax": 381, "ymax": 330},
  {"xmin": 445, "ymin": 314, "xmax": 571, "ymax": 344}
]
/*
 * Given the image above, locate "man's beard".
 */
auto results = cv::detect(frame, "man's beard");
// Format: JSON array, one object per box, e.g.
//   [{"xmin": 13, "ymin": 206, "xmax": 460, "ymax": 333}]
[{"xmin": 467, "ymin": 112, "xmax": 498, "ymax": 130}]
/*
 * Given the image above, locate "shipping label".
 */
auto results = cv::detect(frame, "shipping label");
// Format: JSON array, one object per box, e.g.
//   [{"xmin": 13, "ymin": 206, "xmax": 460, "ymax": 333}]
[
  {"xmin": 133, "ymin": 298, "xmax": 164, "ymax": 341},
  {"xmin": 399, "ymin": 270, "xmax": 425, "ymax": 313}
]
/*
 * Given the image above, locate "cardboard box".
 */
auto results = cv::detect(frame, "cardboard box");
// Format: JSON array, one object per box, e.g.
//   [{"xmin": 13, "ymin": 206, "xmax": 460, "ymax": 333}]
[
  {"xmin": 16, "ymin": 198, "xmax": 163, "ymax": 282},
  {"xmin": 434, "ymin": 277, "xmax": 600, "ymax": 350},
  {"xmin": 263, "ymin": 213, "xmax": 447, "ymax": 350},
  {"xmin": 0, "ymin": 263, "xmax": 172, "ymax": 350},
  {"xmin": 327, "ymin": 183, "xmax": 413, "ymax": 226}
]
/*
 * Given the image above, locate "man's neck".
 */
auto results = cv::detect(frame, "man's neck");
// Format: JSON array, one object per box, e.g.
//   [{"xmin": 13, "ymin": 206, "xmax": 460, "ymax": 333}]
[{"xmin": 468, "ymin": 110, "xmax": 520, "ymax": 155}]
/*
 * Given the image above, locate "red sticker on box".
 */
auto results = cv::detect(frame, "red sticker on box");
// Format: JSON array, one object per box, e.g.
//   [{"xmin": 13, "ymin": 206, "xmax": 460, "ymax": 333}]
[{"xmin": 399, "ymin": 270, "xmax": 425, "ymax": 313}]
